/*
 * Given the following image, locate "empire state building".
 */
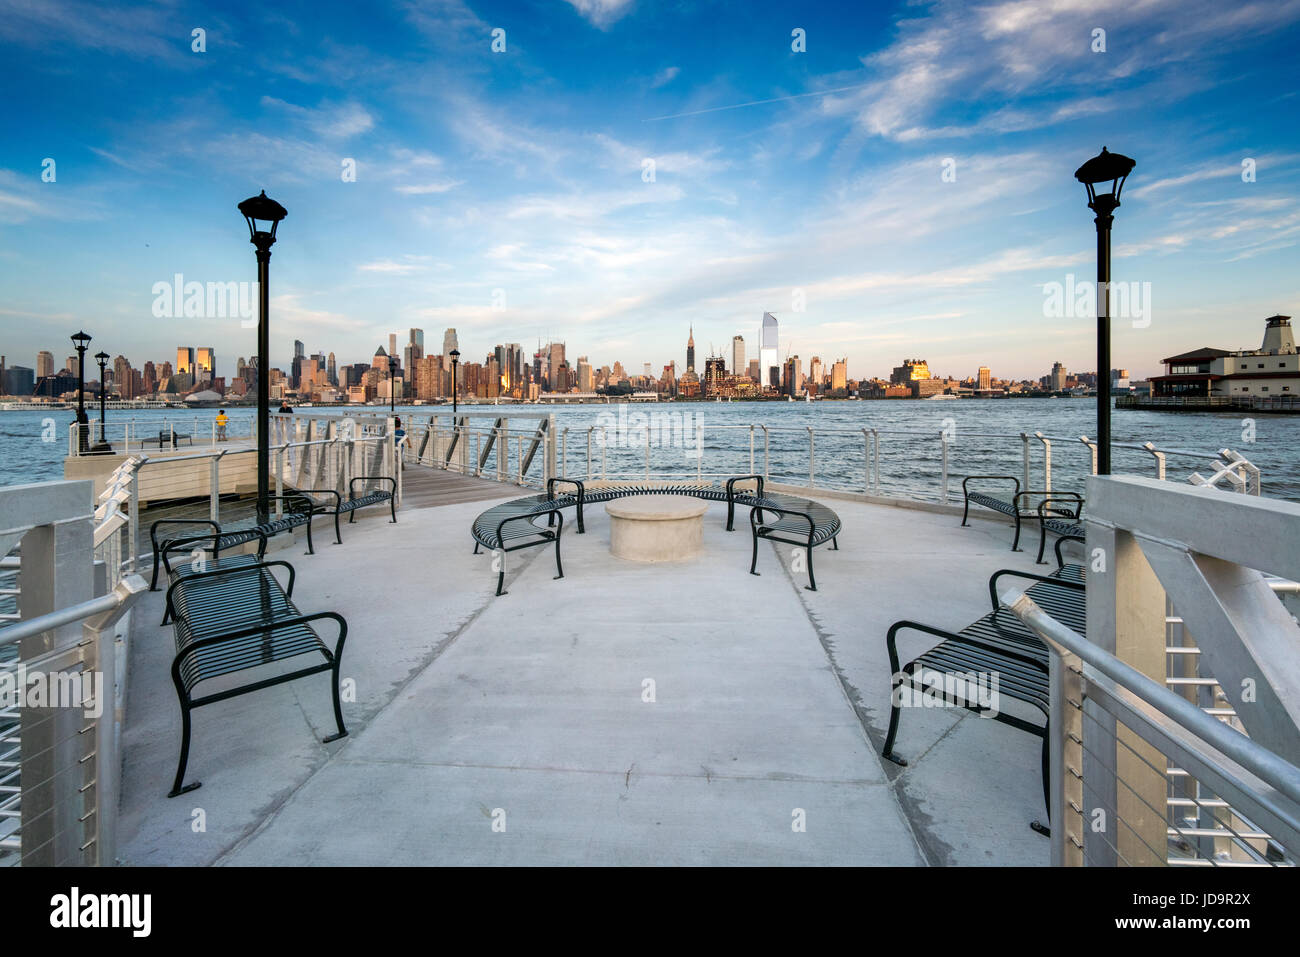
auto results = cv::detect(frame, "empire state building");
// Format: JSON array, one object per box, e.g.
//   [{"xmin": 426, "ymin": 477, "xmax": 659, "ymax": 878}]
[{"xmin": 686, "ymin": 325, "xmax": 695, "ymax": 373}]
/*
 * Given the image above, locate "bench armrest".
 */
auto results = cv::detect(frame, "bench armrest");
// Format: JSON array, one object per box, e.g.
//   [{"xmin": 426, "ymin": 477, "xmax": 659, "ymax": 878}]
[
  {"xmin": 726, "ymin": 474, "xmax": 765, "ymax": 499},
  {"xmin": 547, "ymin": 477, "xmax": 584, "ymax": 502},
  {"xmin": 296, "ymin": 488, "xmax": 343, "ymax": 510},
  {"xmin": 1034, "ymin": 493, "xmax": 1083, "ymax": 520},
  {"xmin": 172, "ymin": 611, "xmax": 348, "ymax": 682},
  {"xmin": 962, "ymin": 475, "xmax": 1021, "ymax": 499},
  {"xmin": 151, "ymin": 519, "xmax": 220, "ymax": 552},
  {"xmin": 886, "ymin": 619, "xmax": 1049, "ymax": 680},
  {"xmin": 1055, "ymin": 533, "xmax": 1086, "ymax": 570},
  {"xmin": 749, "ymin": 499, "xmax": 816, "ymax": 540},
  {"xmin": 349, "ymin": 476, "xmax": 396, "ymax": 501},
  {"xmin": 987, "ymin": 567, "xmax": 1084, "ymax": 612}
]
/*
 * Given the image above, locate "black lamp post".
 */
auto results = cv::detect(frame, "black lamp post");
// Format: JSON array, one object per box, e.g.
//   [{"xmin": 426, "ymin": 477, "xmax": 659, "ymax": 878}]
[
  {"xmin": 93, "ymin": 351, "xmax": 112, "ymax": 453},
  {"xmin": 388, "ymin": 354, "xmax": 398, "ymax": 412},
  {"xmin": 70, "ymin": 331, "xmax": 91, "ymax": 454},
  {"xmin": 1075, "ymin": 146, "xmax": 1136, "ymax": 476},
  {"xmin": 449, "ymin": 349, "xmax": 460, "ymax": 416},
  {"xmin": 238, "ymin": 189, "xmax": 288, "ymax": 524}
]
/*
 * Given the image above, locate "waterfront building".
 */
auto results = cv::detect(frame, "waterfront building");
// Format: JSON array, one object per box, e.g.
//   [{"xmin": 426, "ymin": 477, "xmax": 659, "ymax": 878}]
[
  {"xmin": 176, "ymin": 347, "xmax": 195, "ymax": 376},
  {"xmin": 832, "ymin": 359, "xmax": 847, "ymax": 393},
  {"xmin": 36, "ymin": 351, "xmax": 54, "ymax": 379},
  {"xmin": 442, "ymin": 329, "xmax": 458, "ymax": 370},
  {"xmin": 686, "ymin": 327, "xmax": 695, "ymax": 374},
  {"xmin": 890, "ymin": 359, "xmax": 931, "ymax": 385},
  {"xmin": 731, "ymin": 336, "xmax": 744, "ymax": 377},
  {"xmin": 978, "ymin": 366, "xmax": 991, "ymax": 391},
  {"xmin": 760, "ymin": 313, "xmax": 778, "ymax": 389},
  {"xmin": 1149, "ymin": 316, "xmax": 1299, "ymax": 399}
]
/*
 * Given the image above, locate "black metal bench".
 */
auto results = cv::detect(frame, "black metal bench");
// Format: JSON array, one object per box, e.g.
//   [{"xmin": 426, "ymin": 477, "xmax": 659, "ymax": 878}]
[
  {"xmin": 296, "ymin": 476, "xmax": 398, "ymax": 545},
  {"xmin": 139, "ymin": 430, "xmax": 193, "ymax": 449},
  {"xmin": 960, "ymin": 475, "xmax": 1082, "ymax": 557},
  {"xmin": 552, "ymin": 475, "xmax": 766, "ymax": 534},
  {"xmin": 163, "ymin": 560, "xmax": 348, "ymax": 797},
  {"xmin": 149, "ymin": 494, "xmax": 318, "ymax": 592},
  {"xmin": 1034, "ymin": 497, "xmax": 1084, "ymax": 565},
  {"xmin": 470, "ymin": 490, "xmax": 571, "ymax": 596},
  {"xmin": 882, "ymin": 555, "xmax": 1085, "ymax": 833},
  {"xmin": 746, "ymin": 493, "xmax": 842, "ymax": 591}
]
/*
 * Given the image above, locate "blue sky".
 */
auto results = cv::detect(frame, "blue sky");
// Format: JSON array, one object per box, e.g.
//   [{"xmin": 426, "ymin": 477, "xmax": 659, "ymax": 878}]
[{"xmin": 2, "ymin": 0, "xmax": 1299, "ymax": 382}]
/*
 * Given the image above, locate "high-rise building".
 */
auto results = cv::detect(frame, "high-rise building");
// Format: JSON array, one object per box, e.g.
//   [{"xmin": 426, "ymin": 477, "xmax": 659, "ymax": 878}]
[
  {"xmin": 548, "ymin": 342, "xmax": 566, "ymax": 389},
  {"xmin": 832, "ymin": 359, "xmax": 847, "ymax": 392},
  {"xmin": 760, "ymin": 314, "xmax": 778, "ymax": 389},
  {"xmin": 442, "ymin": 329, "xmax": 458, "ymax": 370},
  {"xmin": 291, "ymin": 340, "xmax": 305, "ymax": 389},
  {"xmin": 389, "ymin": 333, "xmax": 398, "ymax": 362},
  {"xmin": 809, "ymin": 356, "xmax": 823, "ymax": 390},
  {"xmin": 686, "ymin": 326, "xmax": 696, "ymax": 373},
  {"xmin": 731, "ymin": 336, "xmax": 744, "ymax": 376},
  {"xmin": 36, "ymin": 351, "xmax": 54, "ymax": 378},
  {"xmin": 176, "ymin": 347, "xmax": 195, "ymax": 375},
  {"xmin": 577, "ymin": 356, "xmax": 593, "ymax": 392},
  {"xmin": 1050, "ymin": 362, "xmax": 1068, "ymax": 392},
  {"xmin": 327, "ymin": 352, "xmax": 337, "ymax": 386},
  {"xmin": 978, "ymin": 366, "xmax": 991, "ymax": 390},
  {"xmin": 747, "ymin": 359, "xmax": 760, "ymax": 382},
  {"xmin": 890, "ymin": 359, "xmax": 931, "ymax": 384}
]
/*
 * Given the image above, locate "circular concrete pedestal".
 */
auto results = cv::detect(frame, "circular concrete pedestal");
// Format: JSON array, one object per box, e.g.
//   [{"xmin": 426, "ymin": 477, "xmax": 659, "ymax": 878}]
[{"xmin": 606, "ymin": 494, "xmax": 708, "ymax": 562}]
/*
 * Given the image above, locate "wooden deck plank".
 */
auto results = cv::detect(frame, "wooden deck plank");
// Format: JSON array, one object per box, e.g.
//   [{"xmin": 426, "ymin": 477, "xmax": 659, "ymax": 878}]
[{"xmin": 398, "ymin": 464, "xmax": 527, "ymax": 509}]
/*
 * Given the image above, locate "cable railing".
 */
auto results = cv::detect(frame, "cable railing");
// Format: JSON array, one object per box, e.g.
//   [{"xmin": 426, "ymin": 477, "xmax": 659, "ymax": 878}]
[
  {"xmin": 1006, "ymin": 477, "xmax": 1300, "ymax": 867},
  {"xmin": 68, "ymin": 416, "xmax": 256, "ymax": 456}
]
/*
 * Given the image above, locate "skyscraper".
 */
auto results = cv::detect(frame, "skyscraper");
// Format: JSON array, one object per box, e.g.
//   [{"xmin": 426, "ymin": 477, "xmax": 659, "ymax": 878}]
[
  {"xmin": 36, "ymin": 351, "xmax": 54, "ymax": 378},
  {"xmin": 686, "ymin": 325, "xmax": 695, "ymax": 373},
  {"xmin": 760, "ymin": 313, "xmax": 778, "ymax": 390},
  {"xmin": 978, "ymin": 366, "xmax": 991, "ymax": 390},
  {"xmin": 327, "ymin": 352, "xmax": 337, "ymax": 386},
  {"xmin": 731, "ymin": 336, "xmax": 744, "ymax": 376},
  {"xmin": 176, "ymin": 347, "xmax": 195, "ymax": 375},
  {"xmin": 442, "ymin": 328, "xmax": 458, "ymax": 370},
  {"xmin": 196, "ymin": 347, "xmax": 215, "ymax": 383}
]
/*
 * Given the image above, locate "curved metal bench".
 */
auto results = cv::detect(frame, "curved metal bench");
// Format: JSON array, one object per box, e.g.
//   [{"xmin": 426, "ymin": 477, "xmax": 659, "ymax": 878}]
[
  {"xmin": 468, "ymin": 476, "xmax": 772, "ymax": 595},
  {"xmin": 164, "ymin": 560, "xmax": 348, "ymax": 797},
  {"xmin": 746, "ymin": 493, "xmax": 842, "ymax": 591},
  {"xmin": 882, "ymin": 561, "xmax": 1085, "ymax": 834},
  {"xmin": 556, "ymin": 475, "xmax": 766, "ymax": 534},
  {"xmin": 470, "ymin": 492, "xmax": 572, "ymax": 596},
  {"xmin": 1035, "ymin": 496, "xmax": 1084, "ymax": 565}
]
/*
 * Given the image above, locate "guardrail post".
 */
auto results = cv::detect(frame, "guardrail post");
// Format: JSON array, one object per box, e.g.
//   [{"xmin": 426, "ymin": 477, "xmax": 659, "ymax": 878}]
[
  {"xmin": 274, "ymin": 446, "xmax": 285, "ymax": 518},
  {"xmin": 645, "ymin": 424, "xmax": 651, "ymax": 480},
  {"xmin": 762, "ymin": 425, "xmax": 770, "ymax": 482},
  {"xmin": 749, "ymin": 425, "xmax": 755, "ymax": 475},
  {"xmin": 940, "ymin": 431, "xmax": 949, "ymax": 504},
  {"xmin": 871, "ymin": 429, "xmax": 879, "ymax": 493},
  {"xmin": 807, "ymin": 427, "xmax": 815, "ymax": 488},
  {"xmin": 1079, "ymin": 435, "xmax": 1098, "ymax": 475},
  {"xmin": 862, "ymin": 429, "xmax": 870, "ymax": 493},
  {"xmin": 697, "ymin": 422, "xmax": 703, "ymax": 481},
  {"xmin": 128, "ymin": 461, "xmax": 140, "ymax": 572},
  {"xmin": 209, "ymin": 452, "xmax": 221, "ymax": 523},
  {"xmin": 1021, "ymin": 432, "xmax": 1031, "ymax": 494},
  {"xmin": 1035, "ymin": 431, "xmax": 1052, "ymax": 493},
  {"xmin": 584, "ymin": 427, "xmax": 591, "ymax": 479},
  {"xmin": 1141, "ymin": 441, "xmax": 1166, "ymax": 481}
]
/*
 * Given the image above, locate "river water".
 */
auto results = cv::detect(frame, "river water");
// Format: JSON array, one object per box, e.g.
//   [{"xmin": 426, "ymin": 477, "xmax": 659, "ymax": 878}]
[{"xmin": 2, "ymin": 399, "xmax": 1295, "ymax": 503}]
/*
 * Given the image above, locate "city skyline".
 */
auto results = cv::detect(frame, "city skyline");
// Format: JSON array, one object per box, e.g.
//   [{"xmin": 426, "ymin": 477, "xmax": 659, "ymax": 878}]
[{"xmin": 2, "ymin": 2, "xmax": 1298, "ymax": 382}]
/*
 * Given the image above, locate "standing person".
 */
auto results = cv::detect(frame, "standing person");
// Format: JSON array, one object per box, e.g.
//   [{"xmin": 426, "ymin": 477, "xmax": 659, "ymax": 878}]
[
  {"xmin": 215, "ymin": 409, "xmax": 229, "ymax": 442},
  {"xmin": 393, "ymin": 415, "xmax": 406, "ymax": 470},
  {"xmin": 278, "ymin": 400, "xmax": 293, "ymax": 414}
]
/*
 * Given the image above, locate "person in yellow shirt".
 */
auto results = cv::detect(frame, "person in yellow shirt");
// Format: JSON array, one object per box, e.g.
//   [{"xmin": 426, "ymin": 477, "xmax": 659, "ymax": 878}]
[{"xmin": 215, "ymin": 410, "xmax": 229, "ymax": 442}]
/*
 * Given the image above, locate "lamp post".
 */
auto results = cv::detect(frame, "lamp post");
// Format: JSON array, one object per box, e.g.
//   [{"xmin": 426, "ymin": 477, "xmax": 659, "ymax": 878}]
[
  {"xmin": 238, "ymin": 189, "xmax": 288, "ymax": 524},
  {"xmin": 70, "ymin": 331, "xmax": 91, "ymax": 454},
  {"xmin": 449, "ymin": 349, "xmax": 460, "ymax": 416},
  {"xmin": 93, "ymin": 351, "xmax": 111, "ymax": 453},
  {"xmin": 388, "ymin": 354, "xmax": 398, "ymax": 412},
  {"xmin": 1075, "ymin": 146, "xmax": 1135, "ymax": 476}
]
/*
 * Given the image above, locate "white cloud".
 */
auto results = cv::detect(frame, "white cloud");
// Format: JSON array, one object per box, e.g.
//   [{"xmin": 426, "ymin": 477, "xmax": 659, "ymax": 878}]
[{"xmin": 564, "ymin": 0, "xmax": 636, "ymax": 29}]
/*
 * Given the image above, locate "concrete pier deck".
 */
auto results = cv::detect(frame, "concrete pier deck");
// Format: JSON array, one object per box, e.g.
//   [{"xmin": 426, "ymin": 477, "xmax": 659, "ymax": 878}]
[{"xmin": 117, "ymin": 470, "xmax": 1055, "ymax": 866}]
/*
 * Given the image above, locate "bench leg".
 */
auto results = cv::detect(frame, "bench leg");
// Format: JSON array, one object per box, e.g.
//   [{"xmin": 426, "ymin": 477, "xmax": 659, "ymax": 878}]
[
  {"xmin": 882, "ymin": 627, "xmax": 909, "ymax": 766},
  {"xmin": 1011, "ymin": 513, "xmax": 1022, "ymax": 551},
  {"xmin": 576, "ymin": 501, "xmax": 585, "ymax": 534},
  {"xmin": 150, "ymin": 548, "xmax": 162, "ymax": 591},
  {"xmin": 805, "ymin": 546, "xmax": 817, "ymax": 591},
  {"xmin": 749, "ymin": 531, "xmax": 760, "ymax": 577},
  {"xmin": 334, "ymin": 511, "xmax": 343, "ymax": 545},
  {"xmin": 726, "ymin": 500, "xmax": 735, "ymax": 532},
  {"xmin": 305, "ymin": 518, "xmax": 315, "ymax": 555},
  {"xmin": 324, "ymin": 670, "xmax": 348, "ymax": 743},
  {"xmin": 961, "ymin": 496, "xmax": 971, "ymax": 527},
  {"xmin": 168, "ymin": 703, "xmax": 201, "ymax": 798},
  {"xmin": 473, "ymin": 542, "xmax": 481, "ymax": 555},
  {"xmin": 389, "ymin": 496, "xmax": 397, "ymax": 523},
  {"xmin": 1035, "ymin": 524, "xmax": 1049, "ymax": 565},
  {"xmin": 832, "ymin": 536, "xmax": 839, "ymax": 550},
  {"xmin": 553, "ymin": 533, "xmax": 564, "ymax": 581}
]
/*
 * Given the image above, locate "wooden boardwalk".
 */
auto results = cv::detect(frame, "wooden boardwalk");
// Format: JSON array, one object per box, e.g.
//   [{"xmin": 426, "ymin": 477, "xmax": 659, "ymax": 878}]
[{"xmin": 399, "ymin": 464, "xmax": 525, "ymax": 509}]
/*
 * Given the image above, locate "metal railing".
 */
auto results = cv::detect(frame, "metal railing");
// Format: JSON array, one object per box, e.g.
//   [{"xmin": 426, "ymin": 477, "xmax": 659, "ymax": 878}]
[
  {"xmin": 1007, "ymin": 476, "xmax": 1300, "ymax": 866},
  {"xmin": 552, "ymin": 421, "xmax": 1260, "ymax": 505},
  {"xmin": 69, "ymin": 416, "xmax": 256, "ymax": 456}
]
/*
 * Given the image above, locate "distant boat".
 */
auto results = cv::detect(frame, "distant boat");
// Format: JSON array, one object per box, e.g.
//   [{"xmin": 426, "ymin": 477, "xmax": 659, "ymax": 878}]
[
  {"xmin": 926, "ymin": 393, "xmax": 958, "ymax": 400},
  {"xmin": 804, "ymin": 393, "xmax": 812, "ymax": 403}
]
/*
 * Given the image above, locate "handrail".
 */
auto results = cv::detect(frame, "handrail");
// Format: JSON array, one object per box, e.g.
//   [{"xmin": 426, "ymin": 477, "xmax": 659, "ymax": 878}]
[
  {"xmin": 0, "ymin": 574, "xmax": 147, "ymax": 648},
  {"xmin": 1002, "ymin": 589, "xmax": 1300, "ymax": 807}
]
